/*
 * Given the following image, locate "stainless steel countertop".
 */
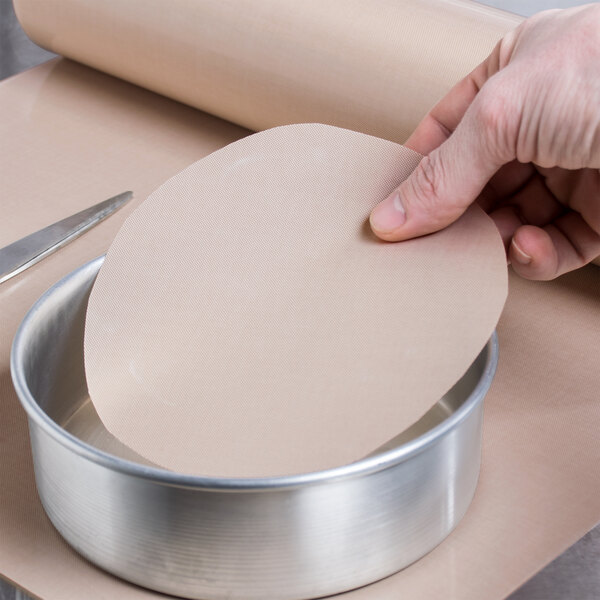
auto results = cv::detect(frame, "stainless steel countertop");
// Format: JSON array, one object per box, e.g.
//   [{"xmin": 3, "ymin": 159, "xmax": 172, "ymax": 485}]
[{"xmin": 0, "ymin": 0, "xmax": 598, "ymax": 598}]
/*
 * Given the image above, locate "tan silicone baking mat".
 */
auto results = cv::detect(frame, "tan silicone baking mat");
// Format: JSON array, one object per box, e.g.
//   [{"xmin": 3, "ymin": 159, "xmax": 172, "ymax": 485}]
[{"xmin": 84, "ymin": 124, "xmax": 506, "ymax": 478}]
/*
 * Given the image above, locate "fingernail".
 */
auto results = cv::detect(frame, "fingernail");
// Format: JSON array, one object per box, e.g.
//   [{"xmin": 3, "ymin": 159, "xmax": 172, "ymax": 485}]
[
  {"xmin": 370, "ymin": 191, "xmax": 406, "ymax": 233},
  {"xmin": 511, "ymin": 238, "xmax": 531, "ymax": 265}
]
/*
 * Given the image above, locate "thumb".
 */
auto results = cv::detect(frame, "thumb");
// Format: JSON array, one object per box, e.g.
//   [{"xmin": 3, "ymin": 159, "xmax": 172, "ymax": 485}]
[{"xmin": 370, "ymin": 94, "xmax": 511, "ymax": 241}]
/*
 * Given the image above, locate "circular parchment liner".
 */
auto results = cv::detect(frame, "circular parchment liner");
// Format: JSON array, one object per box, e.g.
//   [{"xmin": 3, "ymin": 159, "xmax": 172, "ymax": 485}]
[{"xmin": 84, "ymin": 123, "xmax": 507, "ymax": 478}]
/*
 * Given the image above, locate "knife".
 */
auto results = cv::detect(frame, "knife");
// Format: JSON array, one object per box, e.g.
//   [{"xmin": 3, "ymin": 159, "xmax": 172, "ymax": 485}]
[{"xmin": 0, "ymin": 191, "xmax": 133, "ymax": 284}]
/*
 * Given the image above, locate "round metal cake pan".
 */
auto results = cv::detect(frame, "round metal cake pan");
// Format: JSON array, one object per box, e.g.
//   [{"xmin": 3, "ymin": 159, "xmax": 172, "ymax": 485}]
[{"xmin": 11, "ymin": 256, "xmax": 498, "ymax": 600}]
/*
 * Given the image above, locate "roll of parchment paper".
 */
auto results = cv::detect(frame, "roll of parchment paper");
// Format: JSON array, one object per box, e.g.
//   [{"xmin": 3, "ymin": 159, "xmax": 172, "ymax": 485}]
[{"xmin": 15, "ymin": 0, "xmax": 521, "ymax": 143}]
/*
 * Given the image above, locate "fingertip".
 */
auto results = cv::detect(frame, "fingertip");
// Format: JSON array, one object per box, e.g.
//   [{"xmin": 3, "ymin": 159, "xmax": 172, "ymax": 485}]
[
  {"xmin": 369, "ymin": 190, "xmax": 408, "ymax": 241},
  {"xmin": 368, "ymin": 192, "xmax": 455, "ymax": 242},
  {"xmin": 509, "ymin": 225, "xmax": 558, "ymax": 280},
  {"xmin": 369, "ymin": 186, "xmax": 446, "ymax": 242}
]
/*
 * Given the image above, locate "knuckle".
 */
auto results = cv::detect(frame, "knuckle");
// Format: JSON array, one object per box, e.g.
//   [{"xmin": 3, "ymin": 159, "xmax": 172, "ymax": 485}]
[
  {"xmin": 472, "ymin": 82, "xmax": 519, "ymax": 161},
  {"xmin": 476, "ymin": 92, "xmax": 505, "ymax": 132},
  {"xmin": 405, "ymin": 153, "xmax": 457, "ymax": 227},
  {"xmin": 414, "ymin": 155, "xmax": 439, "ymax": 198},
  {"xmin": 408, "ymin": 154, "xmax": 444, "ymax": 210},
  {"xmin": 476, "ymin": 87, "xmax": 513, "ymax": 136}
]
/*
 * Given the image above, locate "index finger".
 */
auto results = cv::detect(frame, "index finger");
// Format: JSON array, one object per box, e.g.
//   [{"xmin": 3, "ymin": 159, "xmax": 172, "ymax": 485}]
[{"xmin": 405, "ymin": 40, "xmax": 505, "ymax": 155}]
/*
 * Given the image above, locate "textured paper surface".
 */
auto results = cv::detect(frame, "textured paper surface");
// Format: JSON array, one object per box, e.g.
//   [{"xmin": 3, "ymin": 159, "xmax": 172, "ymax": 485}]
[
  {"xmin": 1, "ymin": 60, "xmax": 600, "ymax": 600},
  {"xmin": 84, "ymin": 123, "xmax": 507, "ymax": 477},
  {"xmin": 14, "ymin": 0, "xmax": 522, "ymax": 144}
]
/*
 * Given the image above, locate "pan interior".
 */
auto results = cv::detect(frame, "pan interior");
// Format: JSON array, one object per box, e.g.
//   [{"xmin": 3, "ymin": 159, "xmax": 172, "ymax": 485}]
[
  {"xmin": 18, "ymin": 257, "xmax": 488, "ymax": 472},
  {"xmin": 60, "ymin": 361, "xmax": 482, "ymax": 466}
]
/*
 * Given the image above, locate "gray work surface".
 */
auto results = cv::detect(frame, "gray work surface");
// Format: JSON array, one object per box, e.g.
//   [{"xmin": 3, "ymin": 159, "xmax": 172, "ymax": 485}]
[{"xmin": 0, "ymin": 0, "xmax": 598, "ymax": 598}]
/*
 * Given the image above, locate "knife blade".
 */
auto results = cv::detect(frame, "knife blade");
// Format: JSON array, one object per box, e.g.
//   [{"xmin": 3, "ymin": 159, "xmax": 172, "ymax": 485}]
[{"xmin": 0, "ymin": 191, "xmax": 132, "ymax": 284}]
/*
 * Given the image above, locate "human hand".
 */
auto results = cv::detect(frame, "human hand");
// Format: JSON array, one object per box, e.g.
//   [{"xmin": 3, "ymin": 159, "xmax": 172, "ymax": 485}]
[{"xmin": 370, "ymin": 4, "xmax": 600, "ymax": 280}]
